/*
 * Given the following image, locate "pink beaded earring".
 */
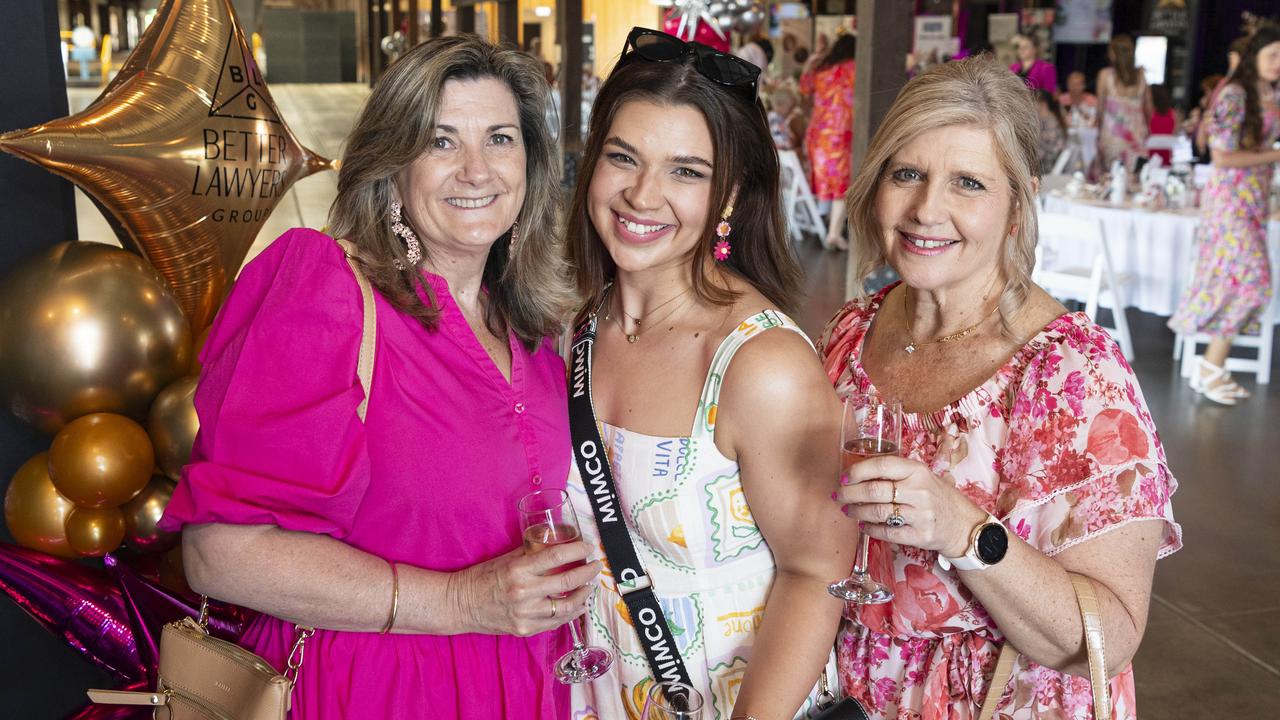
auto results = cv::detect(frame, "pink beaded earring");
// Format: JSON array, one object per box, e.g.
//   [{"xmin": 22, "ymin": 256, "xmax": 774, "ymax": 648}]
[{"xmin": 713, "ymin": 203, "xmax": 734, "ymax": 262}]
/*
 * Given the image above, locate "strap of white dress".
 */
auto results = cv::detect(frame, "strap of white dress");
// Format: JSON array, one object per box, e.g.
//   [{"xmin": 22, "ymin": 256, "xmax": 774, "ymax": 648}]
[{"xmin": 691, "ymin": 310, "xmax": 811, "ymax": 439}]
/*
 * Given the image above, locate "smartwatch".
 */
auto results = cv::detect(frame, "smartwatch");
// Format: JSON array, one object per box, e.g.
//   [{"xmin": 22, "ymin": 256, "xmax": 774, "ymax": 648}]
[{"xmin": 939, "ymin": 514, "xmax": 1008, "ymax": 571}]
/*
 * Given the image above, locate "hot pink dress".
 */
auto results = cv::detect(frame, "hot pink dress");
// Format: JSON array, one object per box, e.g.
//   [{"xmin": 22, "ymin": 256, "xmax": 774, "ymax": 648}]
[
  {"xmin": 161, "ymin": 228, "xmax": 572, "ymax": 719},
  {"xmin": 819, "ymin": 285, "xmax": 1181, "ymax": 719}
]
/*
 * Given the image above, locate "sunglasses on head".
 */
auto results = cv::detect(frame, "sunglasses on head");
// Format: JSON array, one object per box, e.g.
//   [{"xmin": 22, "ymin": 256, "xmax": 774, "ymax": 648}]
[{"xmin": 619, "ymin": 27, "xmax": 761, "ymax": 105}]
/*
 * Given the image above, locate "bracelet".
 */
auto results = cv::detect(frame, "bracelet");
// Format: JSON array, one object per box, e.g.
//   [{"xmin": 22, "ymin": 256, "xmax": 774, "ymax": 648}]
[{"xmin": 380, "ymin": 561, "xmax": 400, "ymax": 634}]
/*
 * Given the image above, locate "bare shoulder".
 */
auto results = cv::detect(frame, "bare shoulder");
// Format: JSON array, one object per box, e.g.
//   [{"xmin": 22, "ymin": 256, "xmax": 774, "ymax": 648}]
[{"xmin": 1016, "ymin": 285, "xmax": 1070, "ymax": 340}]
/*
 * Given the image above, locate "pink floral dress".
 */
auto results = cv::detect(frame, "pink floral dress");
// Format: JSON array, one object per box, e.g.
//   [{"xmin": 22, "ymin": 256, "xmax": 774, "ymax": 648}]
[
  {"xmin": 1168, "ymin": 83, "xmax": 1278, "ymax": 339},
  {"xmin": 1097, "ymin": 71, "xmax": 1147, "ymax": 173},
  {"xmin": 818, "ymin": 286, "xmax": 1182, "ymax": 720}
]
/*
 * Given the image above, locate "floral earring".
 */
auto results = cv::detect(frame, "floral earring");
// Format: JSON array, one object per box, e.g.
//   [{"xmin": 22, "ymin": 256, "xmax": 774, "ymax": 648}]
[
  {"xmin": 713, "ymin": 203, "xmax": 734, "ymax": 262},
  {"xmin": 390, "ymin": 201, "xmax": 422, "ymax": 267},
  {"xmin": 508, "ymin": 221, "xmax": 520, "ymax": 252}
]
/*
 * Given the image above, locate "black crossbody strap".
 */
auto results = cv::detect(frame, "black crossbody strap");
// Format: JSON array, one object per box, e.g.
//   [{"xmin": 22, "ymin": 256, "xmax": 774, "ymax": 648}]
[{"xmin": 568, "ymin": 309, "xmax": 693, "ymax": 690}]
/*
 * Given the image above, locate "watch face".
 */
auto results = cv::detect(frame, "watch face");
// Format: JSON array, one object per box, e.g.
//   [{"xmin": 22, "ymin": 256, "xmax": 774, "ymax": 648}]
[{"xmin": 977, "ymin": 523, "xmax": 1008, "ymax": 565}]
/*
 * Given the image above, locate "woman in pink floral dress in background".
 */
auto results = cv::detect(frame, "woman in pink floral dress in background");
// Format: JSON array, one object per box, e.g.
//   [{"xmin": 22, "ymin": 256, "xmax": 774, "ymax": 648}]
[
  {"xmin": 801, "ymin": 33, "xmax": 857, "ymax": 250},
  {"xmin": 1095, "ymin": 35, "xmax": 1150, "ymax": 174},
  {"xmin": 820, "ymin": 57, "xmax": 1180, "ymax": 719},
  {"xmin": 1168, "ymin": 28, "xmax": 1280, "ymax": 405}
]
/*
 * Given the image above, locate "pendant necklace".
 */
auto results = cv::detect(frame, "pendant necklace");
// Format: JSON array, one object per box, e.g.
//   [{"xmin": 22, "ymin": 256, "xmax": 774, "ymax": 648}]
[
  {"xmin": 606, "ymin": 285, "xmax": 691, "ymax": 344},
  {"xmin": 902, "ymin": 290, "xmax": 1001, "ymax": 354}
]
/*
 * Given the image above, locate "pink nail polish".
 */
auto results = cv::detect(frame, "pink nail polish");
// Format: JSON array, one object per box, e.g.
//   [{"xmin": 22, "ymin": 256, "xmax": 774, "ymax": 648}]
[
  {"xmin": 841, "ymin": 504, "xmax": 850, "ymax": 515},
  {"xmin": 840, "ymin": 474, "xmax": 851, "ymax": 486},
  {"xmin": 830, "ymin": 491, "xmax": 838, "ymax": 501}
]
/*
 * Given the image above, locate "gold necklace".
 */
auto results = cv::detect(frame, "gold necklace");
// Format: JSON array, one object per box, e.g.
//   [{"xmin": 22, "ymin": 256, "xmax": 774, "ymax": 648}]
[
  {"xmin": 902, "ymin": 291, "xmax": 1000, "ymax": 354},
  {"xmin": 606, "ymin": 286, "xmax": 692, "ymax": 343}
]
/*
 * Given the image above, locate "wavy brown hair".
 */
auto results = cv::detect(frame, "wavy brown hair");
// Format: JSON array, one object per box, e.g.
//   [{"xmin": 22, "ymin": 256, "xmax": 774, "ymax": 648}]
[
  {"xmin": 846, "ymin": 55, "xmax": 1040, "ymax": 342},
  {"xmin": 566, "ymin": 51, "xmax": 802, "ymax": 319},
  {"xmin": 328, "ymin": 35, "xmax": 572, "ymax": 351},
  {"xmin": 1109, "ymin": 34, "xmax": 1140, "ymax": 88},
  {"xmin": 1226, "ymin": 25, "xmax": 1280, "ymax": 152}
]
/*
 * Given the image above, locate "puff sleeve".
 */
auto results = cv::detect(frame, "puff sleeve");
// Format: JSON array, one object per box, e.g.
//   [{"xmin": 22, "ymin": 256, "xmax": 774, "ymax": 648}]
[{"xmin": 160, "ymin": 228, "xmax": 372, "ymax": 540}]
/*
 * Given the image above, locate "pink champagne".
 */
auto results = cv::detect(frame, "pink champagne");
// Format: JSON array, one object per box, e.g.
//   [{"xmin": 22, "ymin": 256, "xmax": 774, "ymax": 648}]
[
  {"xmin": 523, "ymin": 522, "xmax": 585, "ymax": 587},
  {"xmin": 842, "ymin": 437, "xmax": 898, "ymax": 471}
]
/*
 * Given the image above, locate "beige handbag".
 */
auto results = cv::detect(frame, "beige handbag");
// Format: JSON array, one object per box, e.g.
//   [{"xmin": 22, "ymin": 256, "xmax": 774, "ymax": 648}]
[
  {"xmin": 87, "ymin": 239, "xmax": 378, "ymax": 719},
  {"xmin": 978, "ymin": 573, "xmax": 1112, "ymax": 720}
]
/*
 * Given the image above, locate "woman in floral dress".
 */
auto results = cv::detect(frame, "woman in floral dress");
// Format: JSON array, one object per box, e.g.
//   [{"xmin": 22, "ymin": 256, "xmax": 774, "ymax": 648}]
[
  {"xmin": 801, "ymin": 33, "xmax": 857, "ymax": 250},
  {"xmin": 821, "ymin": 57, "xmax": 1181, "ymax": 719},
  {"xmin": 1168, "ymin": 28, "xmax": 1280, "ymax": 405},
  {"xmin": 1095, "ymin": 35, "xmax": 1150, "ymax": 174}
]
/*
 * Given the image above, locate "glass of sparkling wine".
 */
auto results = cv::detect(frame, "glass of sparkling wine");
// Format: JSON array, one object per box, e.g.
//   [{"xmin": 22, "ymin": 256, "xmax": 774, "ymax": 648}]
[
  {"xmin": 518, "ymin": 488, "xmax": 613, "ymax": 684},
  {"xmin": 642, "ymin": 681, "xmax": 704, "ymax": 719},
  {"xmin": 827, "ymin": 392, "xmax": 902, "ymax": 604}
]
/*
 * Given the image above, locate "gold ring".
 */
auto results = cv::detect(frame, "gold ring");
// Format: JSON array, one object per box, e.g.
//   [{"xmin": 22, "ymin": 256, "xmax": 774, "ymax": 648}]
[
  {"xmin": 550, "ymin": 597, "xmax": 558, "ymax": 619},
  {"xmin": 891, "ymin": 482, "xmax": 899, "ymax": 504}
]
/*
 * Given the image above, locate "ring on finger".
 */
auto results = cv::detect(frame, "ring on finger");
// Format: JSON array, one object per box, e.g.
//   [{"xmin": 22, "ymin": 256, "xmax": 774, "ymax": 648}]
[
  {"xmin": 886, "ymin": 503, "xmax": 906, "ymax": 528},
  {"xmin": 890, "ymin": 482, "xmax": 899, "ymax": 504},
  {"xmin": 549, "ymin": 597, "xmax": 558, "ymax": 619}
]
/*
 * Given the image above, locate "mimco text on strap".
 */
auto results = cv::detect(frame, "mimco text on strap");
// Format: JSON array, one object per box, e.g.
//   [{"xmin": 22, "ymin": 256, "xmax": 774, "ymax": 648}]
[{"xmin": 568, "ymin": 310, "xmax": 693, "ymax": 691}]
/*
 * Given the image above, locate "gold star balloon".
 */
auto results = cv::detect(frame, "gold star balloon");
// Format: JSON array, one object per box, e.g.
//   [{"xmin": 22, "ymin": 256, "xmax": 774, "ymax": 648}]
[{"xmin": 0, "ymin": 0, "xmax": 333, "ymax": 332}]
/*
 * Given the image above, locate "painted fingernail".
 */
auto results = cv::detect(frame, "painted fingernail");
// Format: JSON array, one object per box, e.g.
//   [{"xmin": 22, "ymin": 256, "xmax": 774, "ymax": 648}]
[
  {"xmin": 830, "ymin": 491, "xmax": 838, "ymax": 501},
  {"xmin": 857, "ymin": 521, "xmax": 866, "ymax": 530},
  {"xmin": 840, "ymin": 474, "xmax": 852, "ymax": 485},
  {"xmin": 841, "ymin": 504, "xmax": 850, "ymax": 516}
]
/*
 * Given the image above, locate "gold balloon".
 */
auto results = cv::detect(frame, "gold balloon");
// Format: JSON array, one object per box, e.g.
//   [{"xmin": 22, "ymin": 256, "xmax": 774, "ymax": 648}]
[
  {"xmin": 121, "ymin": 476, "xmax": 179, "ymax": 554},
  {"xmin": 148, "ymin": 376, "xmax": 200, "ymax": 481},
  {"xmin": 0, "ymin": 242, "xmax": 192, "ymax": 433},
  {"xmin": 49, "ymin": 413, "xmax": 155, "ymax": 508},
  {"xmin": 0, "ymin": 0, "xmax": 333, "ymax": 332},
  {"xmin": 3, "ymin": 452, "xmax": 78, "ymax": 559},
  {"xmin": 65, "ymin": 506, "xmax": 127, "ymax": 557}
]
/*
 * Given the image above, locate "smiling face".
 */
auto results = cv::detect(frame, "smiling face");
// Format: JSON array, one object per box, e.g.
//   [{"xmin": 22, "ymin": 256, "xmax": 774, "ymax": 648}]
[
  {"xmin": 874, "ymin": 124, "xmax": 1015, "ymax": 294},
  {"xmin": 393, "ymin": 77, "xmax": 526, "ymax": 257},
  {"xmin": 587, "ymin": 100, "xmax": 716, "ymax": 276}
]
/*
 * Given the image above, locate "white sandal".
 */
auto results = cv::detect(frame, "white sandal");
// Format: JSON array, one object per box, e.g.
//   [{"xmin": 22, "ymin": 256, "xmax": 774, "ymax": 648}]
[{"xmin": 1191, "ymin": 358, "xmax": 1250, "ymax": 405}]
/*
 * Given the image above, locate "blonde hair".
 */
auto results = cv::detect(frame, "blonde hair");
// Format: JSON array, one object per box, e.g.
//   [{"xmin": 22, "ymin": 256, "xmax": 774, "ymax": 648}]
[
  {"xmin": 328, "ymin": 36, "xmax": 572, "ymax": 351},
  {"xmin": 846, "ymin": 55, "xmax": 1040, "ymax": 341}
]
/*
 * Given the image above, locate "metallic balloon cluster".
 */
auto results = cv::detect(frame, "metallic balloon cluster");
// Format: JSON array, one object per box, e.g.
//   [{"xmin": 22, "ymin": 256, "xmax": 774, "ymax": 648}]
[
  {"xmin": 663, "ymin": 0, "xmax": 767, "ymax": 47},
  {"xmin": 0, "ymin": 244, "xmax": 200, "ymax": 559}
]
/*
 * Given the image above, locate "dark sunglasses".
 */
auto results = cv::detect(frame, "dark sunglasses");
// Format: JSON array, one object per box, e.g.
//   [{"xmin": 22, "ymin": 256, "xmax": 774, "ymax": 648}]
[{"xmin": 619, "ymin": 27, "xmax": 761, "ymax": 105}]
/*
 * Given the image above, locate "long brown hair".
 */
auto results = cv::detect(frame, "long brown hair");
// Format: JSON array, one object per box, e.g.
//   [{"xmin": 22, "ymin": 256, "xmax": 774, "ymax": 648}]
[
  {"xmin": 328, "ymin": 35, "xmax": 572, "ymax": 351},
  {"xmin": 1109, "ymin": 34, "xmax": 1140, "ymax": 88},
  {"xmin": 846, "ymin": 56, "xmax": 1040, "ymax": 342},
  {"xmin": 1227, "ymin": 26, "xmax": 1280, "ymax": 152},
  {"xmin": 565, "ymin": 55, "xmax": 801, "ymax": 317}
]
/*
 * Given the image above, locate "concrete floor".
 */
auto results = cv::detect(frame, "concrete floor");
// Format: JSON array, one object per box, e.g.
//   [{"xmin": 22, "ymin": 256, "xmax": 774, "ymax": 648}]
[{"xmin": 53, "ymin": 84, "xmax": 1280, "ymax": 717}]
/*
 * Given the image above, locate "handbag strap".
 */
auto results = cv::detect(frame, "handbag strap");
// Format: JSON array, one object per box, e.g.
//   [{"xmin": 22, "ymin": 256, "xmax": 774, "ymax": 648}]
[
  {"xmin": 977, "ymin": 572, "xmax": 1111, "ymax": 720},
  {"xmin": 567, "ymin": 304, "xmax": 694, "ymax": 692},
  {"xmin": 336, "ymin": 238, "xmax": 377, "ymax": 422}
]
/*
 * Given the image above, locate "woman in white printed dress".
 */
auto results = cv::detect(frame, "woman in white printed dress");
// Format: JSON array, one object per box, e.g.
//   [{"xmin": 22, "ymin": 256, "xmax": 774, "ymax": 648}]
[{"xmin": 563, "ymin": 27, "xmax": 856, "ymax": 720}]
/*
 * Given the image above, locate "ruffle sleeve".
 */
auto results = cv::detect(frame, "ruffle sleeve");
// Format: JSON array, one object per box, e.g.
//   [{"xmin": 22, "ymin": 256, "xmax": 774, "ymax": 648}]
[
  {"xmin": 817, "ymin": 298, "xmax": 870, "ymax": 385},
  {"xmin": 160, "ymin": 228, "xmax": 372, "ymax": 539},
  {"xmin": 996, "ymin": 318, "xmax": 1181, "ymax": 559},
  {"xmin": 1206, "ymin": 84, "xmax": 1245, "ymax": 153}
]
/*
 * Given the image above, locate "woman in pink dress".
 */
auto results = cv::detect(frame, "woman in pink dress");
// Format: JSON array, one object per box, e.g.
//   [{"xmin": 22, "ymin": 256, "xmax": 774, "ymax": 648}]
[
  {"xmin": 801, "ymin": 33, "xmax": 857, "ymax": 250},
  {"xmin": 1168, "ymin": 28, "xmax": 1280, "ymax": 404},
  {"xmin": 1095, "ymin": 35, "xmax": 1151, "ymax": 174},
  {"xmin": 160, "ymin": 37, "xmax": 597, "ymax": 719},
  {"xmin": 1009, "ymin": 33, "xmax": 1058, "ymax": 94},
  {"xmin": 824, "ymin": 56, "xmax": 1181, "ymax": 719}
]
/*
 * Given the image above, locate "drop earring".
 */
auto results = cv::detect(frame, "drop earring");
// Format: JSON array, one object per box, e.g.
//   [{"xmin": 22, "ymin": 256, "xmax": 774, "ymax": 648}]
[
  {"xmin": 713, "ymin": 203, "xmax": 733, "ymax": 262},
  {"xmin": 390, "ymin": 201, "xmax": 422, "ymax": 267},
  {"xmin": 508, "ymin": 221, "xmax": 520, "ymax": 251}
]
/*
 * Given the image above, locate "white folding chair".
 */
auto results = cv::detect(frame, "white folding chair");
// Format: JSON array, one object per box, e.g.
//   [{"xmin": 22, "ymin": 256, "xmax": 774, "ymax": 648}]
[
  {"xmin": 1050, "ymin": 147, "xmax": 1072, "ymax": 176},
  {"xmin": 1176, "ymin": 299, "xmax": 1275, "ymax": 385},
  {"xmin": 778, "ymin": 149, "xmax": 824, "ymax": 243},
  {"xmin": 1034, "ymin": 211, "xmax": 1136, "ymax": 360}
]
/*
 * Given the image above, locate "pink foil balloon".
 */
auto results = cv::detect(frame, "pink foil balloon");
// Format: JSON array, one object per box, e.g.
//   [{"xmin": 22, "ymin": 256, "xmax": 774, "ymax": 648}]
[{"xmin": 0, "ymin": 543, "xmax": 143, "ymax": 681}]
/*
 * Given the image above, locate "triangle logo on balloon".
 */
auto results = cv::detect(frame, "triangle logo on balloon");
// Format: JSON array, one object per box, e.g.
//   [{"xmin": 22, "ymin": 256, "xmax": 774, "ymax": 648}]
[{"xmin": 209, "ymin": 32, "xmax": 281, "ymax": 124}]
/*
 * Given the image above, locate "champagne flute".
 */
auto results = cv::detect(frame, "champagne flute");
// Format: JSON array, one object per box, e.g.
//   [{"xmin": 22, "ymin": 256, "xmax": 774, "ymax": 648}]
[
  {"xmin": 517, "ymin": 488, "xmax": 614, "ymax": 684},
  {"xmin": 827, "ymin": 392, "xmax": 902, "ymax": 604},
  {"xmin": 642, "ymin": 681, "xmax": 704, "ymax": 719}
]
